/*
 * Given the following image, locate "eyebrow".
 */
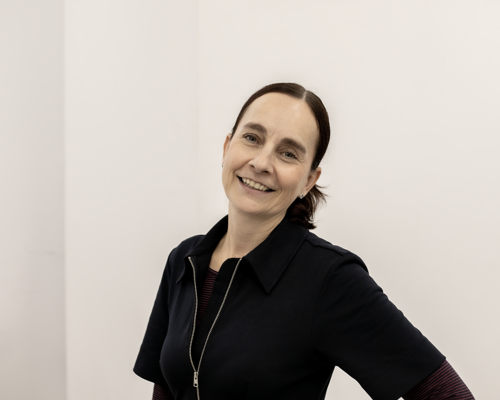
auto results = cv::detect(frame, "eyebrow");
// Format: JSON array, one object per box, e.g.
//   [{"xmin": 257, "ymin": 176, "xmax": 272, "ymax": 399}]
[
  {"xmin": 243, "ymin": 122, "xmax": 267, "ymax": 134},
  {"xmin": 242, "ymin": 122, "xmax": 307, "ymax": 155},
  {"xmin": 281, "ymin": 138, "xmax": 307, "ymax": 155}
]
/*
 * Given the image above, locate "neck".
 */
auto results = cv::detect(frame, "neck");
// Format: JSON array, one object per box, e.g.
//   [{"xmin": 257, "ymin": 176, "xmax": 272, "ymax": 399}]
[{"xmin": 219, "ymin": 207, "xmax": 285, "ymax": 259}]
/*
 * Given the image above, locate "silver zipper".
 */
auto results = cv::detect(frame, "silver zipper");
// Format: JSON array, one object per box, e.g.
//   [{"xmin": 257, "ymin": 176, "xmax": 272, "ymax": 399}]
[{"xmin": 188, "ymin": 256, "xmax": 242, "ymax": 400}]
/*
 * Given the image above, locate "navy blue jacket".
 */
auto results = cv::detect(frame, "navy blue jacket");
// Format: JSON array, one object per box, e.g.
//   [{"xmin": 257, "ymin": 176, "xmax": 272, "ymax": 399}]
[{"xmin": 134, "ymin": 216, "xmax": 444, "ymax": 400}]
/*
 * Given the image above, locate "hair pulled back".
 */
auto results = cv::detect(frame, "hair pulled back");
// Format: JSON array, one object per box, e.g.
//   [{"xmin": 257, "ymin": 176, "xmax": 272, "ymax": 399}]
[{"xmin": 231, "ymin": 83, "xmax": 330, "ymax": 229}]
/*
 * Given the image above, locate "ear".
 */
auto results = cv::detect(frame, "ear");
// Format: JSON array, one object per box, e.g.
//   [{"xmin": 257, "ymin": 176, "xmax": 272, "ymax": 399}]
[
  {"xmin": 222, "ymin": 133, "xmax": 232, "ymax": 162},
  {"xmin": 302, "ymin": 167, "xmax": 322, "ymax": 196}
]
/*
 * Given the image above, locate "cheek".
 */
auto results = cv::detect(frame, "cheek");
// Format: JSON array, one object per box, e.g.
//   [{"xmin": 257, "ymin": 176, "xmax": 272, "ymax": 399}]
[
  {"xmin": 225, "ymin": 144, "xmax": 243, "ymax": 165},
  {"xmin": 281, "ymin": 168, "xmax": 307, "ymax": 193}
]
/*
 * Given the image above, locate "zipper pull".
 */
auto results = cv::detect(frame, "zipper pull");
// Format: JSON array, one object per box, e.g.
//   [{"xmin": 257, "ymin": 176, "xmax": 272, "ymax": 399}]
[{"xmin": 193, "ymin": 371, "xmax": 199, "ymax": 387}]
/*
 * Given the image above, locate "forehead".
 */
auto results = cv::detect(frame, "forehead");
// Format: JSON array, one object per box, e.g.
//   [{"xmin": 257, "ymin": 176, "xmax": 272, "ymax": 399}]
[{"xmin": 239, "ymin": 93, "xmax": 319, "ymax": 152}]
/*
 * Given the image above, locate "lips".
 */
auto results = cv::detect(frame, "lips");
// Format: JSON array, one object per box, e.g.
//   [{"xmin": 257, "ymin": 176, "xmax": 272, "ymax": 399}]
[{"xmin": 239, "ymin": 177, "xmax": 274, "ymax": 192}]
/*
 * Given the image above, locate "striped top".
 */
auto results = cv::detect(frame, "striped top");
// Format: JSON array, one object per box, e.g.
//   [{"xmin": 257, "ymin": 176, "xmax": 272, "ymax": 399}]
[
  {"xmin": 404, "ymin": 360, "xmax": 474, "ymax": 399},
  {"xmin": 195, "ymin": 268, "xmax": 218, "ymax": 328}
]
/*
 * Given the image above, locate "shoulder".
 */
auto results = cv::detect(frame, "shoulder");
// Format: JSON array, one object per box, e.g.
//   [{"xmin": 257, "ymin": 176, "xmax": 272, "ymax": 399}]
[
  {"xmin": 303, "ymin": 231, "xmax": 368, "ymax": 273},
  {"xmin": 160, "ymin": 234, "xmax": 206, "ymax": 281},
  {"xmin": 168, "ymin": 234, "xmax": 204, "ymax": 262},
  {"xmin": 304, "ymin": 231, "xmax": 349, "ymax": 255}
]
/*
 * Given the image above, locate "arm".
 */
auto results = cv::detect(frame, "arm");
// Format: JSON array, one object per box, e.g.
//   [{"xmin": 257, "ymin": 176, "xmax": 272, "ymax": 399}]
[
  {"xmin": 152, "ymin": 383, "xmax": 174, "ymax": 400},
  {"xmin": 311, "ymin": 258, "xmax": 446, "ymax": 399},
  {"xmin": 403, "ymin": 360, "xmax": 474, "ymax": 400},
  {"xmin": 134, "ymin": 254, "xmax": 173, "ymax": 386}
]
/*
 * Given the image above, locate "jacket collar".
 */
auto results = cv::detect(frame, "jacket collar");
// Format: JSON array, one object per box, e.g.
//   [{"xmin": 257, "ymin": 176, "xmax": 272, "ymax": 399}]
[{"xmin": 183, "ymin": 215, "xmax": 309, "ymax": 293}]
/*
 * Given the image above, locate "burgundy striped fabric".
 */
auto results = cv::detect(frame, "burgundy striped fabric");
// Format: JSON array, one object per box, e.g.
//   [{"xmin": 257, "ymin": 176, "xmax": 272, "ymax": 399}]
[
  {"xmin": 152, "ymin": 268, "xmax": 219, "ymax": 400},
  {"xmin": 196, "ymin": 268, "xmax": 218, "ymax": 327},
  {"xmin": 403, "ymin": 360, "xmax": 474, "ymax": 399},
  {"xmin": 152, "ymin": 382, "xmax": 173, "ymax": 400},
  {"xmin": 153, "ymin": 269, "xmax": 473, "ymax": 400}
]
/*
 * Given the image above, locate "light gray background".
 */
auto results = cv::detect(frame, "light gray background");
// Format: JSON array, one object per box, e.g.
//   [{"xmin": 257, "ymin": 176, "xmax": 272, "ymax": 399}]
[{"xmin": 1, "ymin": 1, "xmax": 498, "ymax": 399}]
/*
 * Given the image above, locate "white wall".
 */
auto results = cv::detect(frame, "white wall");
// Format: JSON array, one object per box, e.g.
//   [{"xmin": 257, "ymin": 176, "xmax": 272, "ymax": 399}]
[
  {"xmin": 65, "ymin": 1, "xmax": 199, "ymax": 399},
  {"xmin": 0, "ymin": 1, "xmax": 65, "ymax": 399},
  {"xmin": 3, "ymin": 1, "xmax": 498, "ymax": 399}
]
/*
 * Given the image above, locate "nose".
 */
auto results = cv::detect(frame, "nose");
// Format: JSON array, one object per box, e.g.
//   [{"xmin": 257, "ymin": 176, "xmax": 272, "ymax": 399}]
[{"xmin": 250, "ymin": 148, "xmax": 274, "ymax": 174}]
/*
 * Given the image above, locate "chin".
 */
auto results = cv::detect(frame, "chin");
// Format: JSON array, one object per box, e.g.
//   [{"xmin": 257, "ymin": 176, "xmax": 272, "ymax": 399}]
[{"xmin": 229, "ymin": 199, "xmax": 267, "ymax": 217}]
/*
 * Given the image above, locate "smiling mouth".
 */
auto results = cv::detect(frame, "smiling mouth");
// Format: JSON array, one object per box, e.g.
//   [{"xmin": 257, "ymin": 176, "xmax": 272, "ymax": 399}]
[{"xmin": 239, "ymin": 177, "xmax": 274, "ymax": 192}]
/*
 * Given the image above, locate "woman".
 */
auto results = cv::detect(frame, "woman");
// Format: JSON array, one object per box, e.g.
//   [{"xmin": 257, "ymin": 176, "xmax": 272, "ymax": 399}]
[{"xmin": 134, "ymin": 83, "xmax": 474, "ymax": 400}]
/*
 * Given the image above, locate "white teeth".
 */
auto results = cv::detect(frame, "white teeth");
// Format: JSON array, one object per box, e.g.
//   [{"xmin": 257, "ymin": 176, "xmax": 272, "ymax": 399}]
[{"xmin": 242, "ymin": 178, "xmax": 270, "ymax": 192}]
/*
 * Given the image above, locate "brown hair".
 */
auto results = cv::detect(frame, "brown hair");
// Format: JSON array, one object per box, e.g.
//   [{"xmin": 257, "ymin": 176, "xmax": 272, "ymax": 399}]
[{"xmin": 230, "ymin": 83, "xmax": 330, "ymax": 229}]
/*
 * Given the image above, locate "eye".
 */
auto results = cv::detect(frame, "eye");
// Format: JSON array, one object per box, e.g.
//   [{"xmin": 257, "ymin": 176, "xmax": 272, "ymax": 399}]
[
  {"xmin": 243, "ymin": 133, "xmax": 259, "ymax": 143},
  {"xmin": 282, "ymin": 151, "xmax": 298, "ymax": 160}
]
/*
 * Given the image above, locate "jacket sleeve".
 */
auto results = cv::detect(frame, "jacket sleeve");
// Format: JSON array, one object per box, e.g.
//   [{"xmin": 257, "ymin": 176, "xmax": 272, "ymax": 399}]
[
  {"xmin": 311, "ymin": 254, "xmax": 445, "ymax": 400},
  {"xmin": 133, "ymin": 254, "xmax": 173, "ymax": 386}
]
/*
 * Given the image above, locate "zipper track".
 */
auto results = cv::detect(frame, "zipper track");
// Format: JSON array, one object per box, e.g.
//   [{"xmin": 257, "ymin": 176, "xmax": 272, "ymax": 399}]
[
  {"xmin": 187, "ymin": 257, "xmax": 199, "ymax": 384},
  {"xmin": 188, "ymin": 257, "xmax": 242, "ymax": 400}
]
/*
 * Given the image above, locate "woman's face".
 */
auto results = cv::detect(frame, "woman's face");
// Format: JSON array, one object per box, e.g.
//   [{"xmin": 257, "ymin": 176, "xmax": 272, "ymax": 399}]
[{"xmin": 222, "ymin": 92, "xmax": 321, "ymax": 221}]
